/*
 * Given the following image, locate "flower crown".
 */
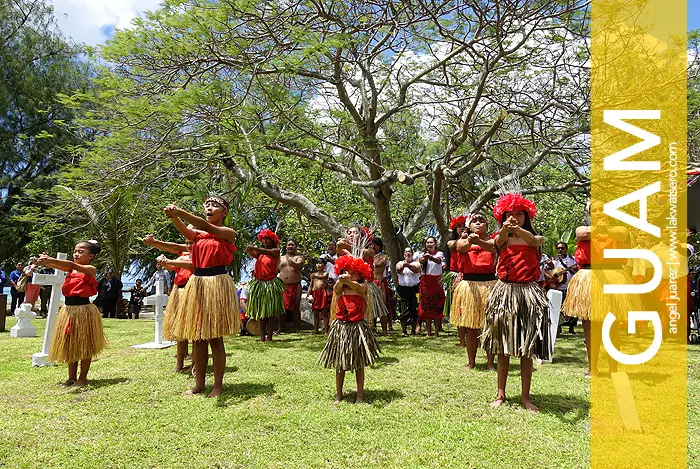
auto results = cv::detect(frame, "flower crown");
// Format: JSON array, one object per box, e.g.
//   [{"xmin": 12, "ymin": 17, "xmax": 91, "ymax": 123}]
[
  {"xmin": 492, "ymin": 193, "xmax": 537, "ymax": 221},
  {"xmin": 334, "ymin": 255, "xmax": 373, "ymax": 282},
  {"xmin": 204, "ymin": 195, "xmax": 229, "ymax": 211},
  {"xmin": 257, "ymin": 229, "xmax": 279, "ymax": 247},
  {"xmin": 449, "ymin": 215, "xmax": 467, "ymax": 230}
]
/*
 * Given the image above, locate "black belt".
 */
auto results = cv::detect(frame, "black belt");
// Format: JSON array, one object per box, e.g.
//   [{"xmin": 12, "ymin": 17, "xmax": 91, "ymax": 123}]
[
  {"xmin": 580, "ymin": 264, "xmax": 591, "ymax": 269},
  {"xmin": 175, "ymin": 280, "xmax": 189, "ymax": 288},
  {"xmin": 463, "ymin": 273, "xmax": 497, "ymax": 281},
  {"xmin": 65, "ymin": 296, "xmax": 90, "ymax": 305},
  {"xmin": 193, "ymin": 266, "xmax": 227, "ymax": 276}
]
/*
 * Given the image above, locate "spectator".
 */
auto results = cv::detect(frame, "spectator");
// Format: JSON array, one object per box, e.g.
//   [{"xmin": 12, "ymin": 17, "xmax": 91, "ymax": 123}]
[
  {"xmin": 553, "ymin": 241, "xmax": 578, "ymax": 334},
  {"xmin": 143, "ymin": 263, "xmax": 172, "ymax": 295},
  {"xmin": 0, "ymin": 268, "xmax": 7, "ymax": 289},
  {"xmin": 9, "ymin": 262, "xmax": 25, "ymax": 314},
  {"xmin": 123, "ymin": 279, "xmax": 146, "ymax": 319},
  {"xmin": 22, "ymin": 264, "xmax": 41, "ymax": 310},
  {"xmin": 97, "ymin": 268, "xmax": 123, "ymax": 319},
  {"xmin": 38, "ymin": 267, "xmax": 55, "ymax": 318}
]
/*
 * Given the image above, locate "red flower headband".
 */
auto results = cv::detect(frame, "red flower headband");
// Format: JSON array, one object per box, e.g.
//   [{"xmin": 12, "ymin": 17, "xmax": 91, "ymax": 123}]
[
  {"xmin": 361, "ymin": 227, "xmax": 374, "ymax": 243},
  {"xmin": 257, "ymin": 229, "xmax": 279, "ymax": 247},
  {"xmin": 492, "ymin": 193, "xmax": 537, "ymax": 221},
  {"xmin": 449, "ymin": 215, "xmax": 467, "ymax": 230},
  {"xmin": 334, "ymin": 255, "xmax": 373, "ymax": 282}
]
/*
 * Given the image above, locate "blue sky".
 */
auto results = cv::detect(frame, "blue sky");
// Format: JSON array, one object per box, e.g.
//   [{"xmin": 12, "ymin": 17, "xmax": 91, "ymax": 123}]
[{"xmin": 690, "ymin": 2, "xmax": 700, "ymax": 31}]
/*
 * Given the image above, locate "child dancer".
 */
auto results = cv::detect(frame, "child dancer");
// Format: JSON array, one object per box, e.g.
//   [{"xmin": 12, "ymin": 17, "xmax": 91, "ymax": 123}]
[
  {"xmin": 446, "ymin": 216, "xmax": 468, "ymax": 347},
  {"xmin": 481, "ymin": 194, "xmax": 550, "ymax": 411},
  {"xmin": 142, "ymin": 235, "xmax": 194, "ymax": 372},
  {"xmin": 37, "ymin": 240, "xmax": 106, "ymax": 386},
  {"xmin": 308, "ymin": 259, "xmax": 330, "ymax": 334},
  {"xmin": 165, "ymin": 197, "xmax": 239, "ymax": 397},
  {"xmin": 245, "ymin": 229, "xmax": 285, "ymax": 342},
  {"xmin": 451, "ymin": 214, "xmax": 497, "ymax": 369},
  {"xmin": 416, "ymin": 236, "xmax": 446, "ymax": 337},
  {"xmin": 319, "ymin": 255, "xmax": 379, "ymax": 403}
]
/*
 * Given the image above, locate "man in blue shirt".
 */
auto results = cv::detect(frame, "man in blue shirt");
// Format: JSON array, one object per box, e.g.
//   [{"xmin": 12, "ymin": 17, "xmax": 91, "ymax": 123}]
[{"xmin": 9, "ymin": 263, "xmax": 25, "ymax": 315}]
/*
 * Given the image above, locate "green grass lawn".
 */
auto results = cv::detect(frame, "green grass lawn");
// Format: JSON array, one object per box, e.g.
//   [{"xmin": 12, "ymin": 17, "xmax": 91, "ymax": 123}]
[{"xmin": 0, "ymin": 317, "xmax": 697, "ymax": 468}]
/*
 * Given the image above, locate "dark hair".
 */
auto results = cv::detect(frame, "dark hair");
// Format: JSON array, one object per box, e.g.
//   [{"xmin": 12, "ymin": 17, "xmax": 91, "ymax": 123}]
[
  {"xmin": 500, "ymin": 212, "xmax": 538, "ymax": 236},
  {"xmin": 372, "ymin": 237, "xmax": 383, "ymax": 250},
  {"xmin": 286, "ymin": 239, "xmax": 297, "ymax": 245},
  {"xmin": 78, "ymin": 240, "xmax": 101, "ymax": 256},
  {"xmin": 556, "ymin": 241, "xmax": 568, "ymax": 248},
  {"xmin": 423, "ymin": 236, "xmax": 438, "ymax": 247},
  {"xmin": 136, "ymin": 279, "xmax": 142, "ymax": 282},
  {"xmin": 317, "ymin": 258, "xmax": 327, "ymax": 265}
]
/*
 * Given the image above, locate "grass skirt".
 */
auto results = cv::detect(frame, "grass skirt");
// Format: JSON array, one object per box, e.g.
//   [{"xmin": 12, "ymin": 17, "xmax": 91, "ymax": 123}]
[
  {"xmin": 49, "ymin": 304, "xmax": 106, "ymax": 363},
  {"xmin": 174, "ymin": 273, "xmax": 240, "ymax": 341},
  {"xmin": 589, "ymin": 269, "xmax": 643, "ymax": 323},
  {"xmin": 162, "ymin": 284, "xmax": 183, "ymax": 341},
  {"xmin": 366, "ymin": 282, "xmax": 388, "ymax": 324},
  {"xmin": 481, "ymin": 281, "xmax": 551, "ymax": 360},
  {"xmin": 561, "ymin": 269, "xmax": 591, "ymax": 320},
  {"xmin": 246, "ymin": 277, "xmax": 285, "ymax": 320},
  {"xmin": 318, "ymin": 320, "xmax": 380, "ymax": 372},
  {"xmin": 450, "ymin": 279, "xmax": 497, "ymax": 328},
  {"xmin": 440, "ymin": 271, "xmax": 459, "ymax": 317}
]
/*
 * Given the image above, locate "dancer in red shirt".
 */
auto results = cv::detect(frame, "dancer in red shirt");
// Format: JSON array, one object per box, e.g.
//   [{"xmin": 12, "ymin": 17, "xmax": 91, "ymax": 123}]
[
  {"xmin": 319, "ymin": 255, "xmax": 379, "ymax": 403},
  {"xmin": 245, "ymin": 229, "xmax": 285, "ymax": 342},
  {"xmin": 482, "ymin": 193, "xmax": 550, "ymax": 411},
  {"xmin": 143, "ymin": 235, "xmax": 195, "ymax": 373},
  {"xmin": 165, "ymin": 196, "xmax": 239, "ymax": 397},
  {"xmin": 451, "ymin": 214, "xmax": 497, "ymax": 369},
  {"xmin": 36, "ymin": 240, "xmax": 107, "ymax": 386}
]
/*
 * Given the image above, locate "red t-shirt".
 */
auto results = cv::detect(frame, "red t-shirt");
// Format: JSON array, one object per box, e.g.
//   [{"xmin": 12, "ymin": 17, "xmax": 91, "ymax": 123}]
[
  {"xmin": 449, "ymin": 249, "xmax": 462, "ymax": 272},
  {"xmin": 174, "ymin": 252, "xmax": 193, "ymax": 286},
  {"xmin": 461, "ymin": 245, "xmax": 496, "ymax": 275},
  {"xmin": 497, "ymin": 244, "xmax": 540, "ymax": 283},
  {"xmin": 574, "ymin": 240, "xmax": 591, "ymax": 267},
  {"xmin": 190, "ymin": 233, "xmax": 236, "ymax": 269},
  {"xmin": 62, "ymin": 271, "xmax": 98, "ymax": 298},
  {"xmin": 253, "ymin": 254, "xmax": 278, "ymax": 281},
  {"xmin": 336, "ymin": 294, "xmax": 365, "ymax": 322}
]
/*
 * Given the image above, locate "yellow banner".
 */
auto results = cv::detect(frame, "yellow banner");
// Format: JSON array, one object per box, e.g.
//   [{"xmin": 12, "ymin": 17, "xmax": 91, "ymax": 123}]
[{"xmin": 591, "ymin": 1, "xmax": 687, "ymax": 468}]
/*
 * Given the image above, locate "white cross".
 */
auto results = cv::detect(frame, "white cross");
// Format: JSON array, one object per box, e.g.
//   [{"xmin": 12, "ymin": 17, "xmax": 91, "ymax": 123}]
[
  {"xmin": 537, "ymin": 289, "xmax": 562, "ymax": 364},
  {"xmin": 31, "ymin": 253, "xmax": 67, "ymax": 366},
  {"xmin": 132, "ymin": 279, "xmax": 175, "ymax": 349}
]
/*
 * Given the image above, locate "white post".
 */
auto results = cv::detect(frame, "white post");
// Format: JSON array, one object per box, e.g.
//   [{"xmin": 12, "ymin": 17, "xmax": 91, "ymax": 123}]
[
  {"xmin": 10, "ymin": 303, "xmax": 37, "ymax": 338},
  {"xmin": 132, "ymin": 279, "xmax": 175, "ymax": 349},
  {"xmin": 31, "ymin": 253, "xmax": 67, "ymax": 366},
  {"xmin": 541, "ymin": 289, "xmax": 563, "ymax": 364}
]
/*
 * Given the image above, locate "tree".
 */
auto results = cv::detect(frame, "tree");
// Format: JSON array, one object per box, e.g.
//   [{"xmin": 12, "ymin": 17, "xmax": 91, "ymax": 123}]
[
  {"xmin": 0, "ymin": 0, "xmax": 93, "ymax": 263},
  {"xmin": 60, "ymin": 0, "xmax": 591, "ymax": 280}
]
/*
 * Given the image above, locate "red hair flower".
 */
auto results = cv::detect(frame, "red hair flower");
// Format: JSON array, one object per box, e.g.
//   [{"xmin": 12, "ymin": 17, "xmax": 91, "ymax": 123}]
[
  {"xmin": 449, "ymin": 215, "xmax": 467, "ymax": 230},
  {"xmin": 257, "ymin": 229, "xmax": 279, "ymax": 247},
  {"xmin": 492, "ymin": 193, "xmax": 537, "ymax": 222},
  {"xmin": 334, "ymin": 255, "xmax": 373, "ymax": 282}
]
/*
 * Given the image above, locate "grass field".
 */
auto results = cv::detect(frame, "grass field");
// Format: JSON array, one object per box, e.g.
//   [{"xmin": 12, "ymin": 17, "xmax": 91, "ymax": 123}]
[{"xmin": 0, "ymin": 317, "xmax": 698, "ymax": 468}]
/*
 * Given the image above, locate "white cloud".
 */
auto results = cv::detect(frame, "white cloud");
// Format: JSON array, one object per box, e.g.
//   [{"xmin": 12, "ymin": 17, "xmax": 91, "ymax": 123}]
[{"xmin": 49, "ymin": 0, "xmax": 163, "ymax": 46}]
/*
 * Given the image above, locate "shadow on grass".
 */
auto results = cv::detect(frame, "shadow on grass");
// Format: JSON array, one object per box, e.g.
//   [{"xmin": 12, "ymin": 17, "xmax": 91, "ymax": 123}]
[
  {"xmin": 69, "ymin": 377, "xmax": 130, "ymax": 391},
  {"xmin": 360, "ymin": 388, "xmax": 405, "ymax": 406},
  {"xmin": 532, "ymin": 393, "xmax": 589, "ymax": 423},
  {"xmin": 371, "ymin": 356, "xmax": 399, "ymax": 368},
  {"xmin": 216, "ymin": 382, "xmax": 275, "ymax": 407}
]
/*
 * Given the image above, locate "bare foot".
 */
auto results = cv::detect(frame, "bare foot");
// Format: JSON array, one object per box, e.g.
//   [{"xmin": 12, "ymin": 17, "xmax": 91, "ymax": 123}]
[
  {"xmin": 487, "ymin": 366, "xmax": 496, "ymax": 372},
  {"xmin": 207, "ymin": 386, "xmax": 223, "ymax": 398},
  {"xmin": 62, "ymin": 379, "xmax": 75, "ymax": 387},
  {"xmin": 355, "ymin": 396, "xmax": 364, "ymax": 404},
  {"xmin": 455, "ymin": 343, "xmax": 465, "ymax": 348},
  {"xmin": 259, "ymin": 337, "xmax": 266, "ymax": 343},
  {"xmin": 75, "ymin": 379, "xmax": 87, "ymax": 387},
  {"xmin": 185, "ymin": 387, "xmax": 205, "ymax": 395},
  {"xmin": 466, "ymin": 364, "xmax": 476, "ymax": 370},
  {"xmin": 174, "ymin": 365, "xmax": 192, "ymax": 374},
  {"xmin": 334, "ymin": 396, "xmax": 343, "ymax": 404},
  {"xmin": 490, "ymin": 396, "xmax": 507, "ymax": 408},
  {"xmin": 521, "ymin": 397, "xmax": 540, "ymax": 412}
]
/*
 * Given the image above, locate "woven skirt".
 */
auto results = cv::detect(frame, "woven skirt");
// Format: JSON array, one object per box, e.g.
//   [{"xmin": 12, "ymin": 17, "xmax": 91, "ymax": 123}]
[
  {"xmin": 49, "ymin": 304, "xmax": 106, "ymax": 363},
  {"xmin": 561, "ymin": 268, "xmax": 591, "ymax": 320},
  {"xmin": 365, "ymin": 282, "xmax": 388, "ymax": 324},
  {"xmin": 481, "ymin": 280, "xmax": 551, "ymax": 360},
  {"xmin": 450, "ymin": 279, "xmax": 497, "ymax": 328},
  {"xmin": 318, "ymin": 320, "xmax": 380, "ymax": 372},
  {"xmin": 246, "ymin": 277, "xmax": 285, "ymax": 320},
  {"xmin": 174, "ymin": 273, "xmax": 239, "ymax": 341},
  {"xmin": 440, "ymin": 271, "xmax": 459, "ymax": 317}
]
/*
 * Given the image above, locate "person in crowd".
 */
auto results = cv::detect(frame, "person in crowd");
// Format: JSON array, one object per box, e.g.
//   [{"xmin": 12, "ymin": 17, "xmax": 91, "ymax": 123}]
[
  {"xmin": 415, "ymin": 236, "xmax": 446, "ymax": 337},
  {"xmin": 143, "ymin": 262, "xmax": 172, "ymax": 295},
  {"xmin": 123, "ymin": 279, "xmax": 147, "ymax": 320},
  {"xmin": 280, "ymin": 239, "xmax": 305, "ymax": 333},
  {"xmin": 395, "ymin": 246, "xmax": 421, "ymax": 336},
  {"xmin": 308, "ymin": 258, "xmax": 331, "ymax": 334},
  {"xmin": 9, "ymin": 262, "xmax": 25, "ymax": 314},
  {"xmin": 97, "ymin": 268, "xmax": 123, "ymax": 319}
]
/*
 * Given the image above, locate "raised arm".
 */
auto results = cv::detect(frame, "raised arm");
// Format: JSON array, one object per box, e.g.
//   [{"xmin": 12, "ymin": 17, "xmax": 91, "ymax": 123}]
[
  {"xmin": 164, "ymin": 204, "xmax": 236, "ymax": 243},
  {"xmin": 143, "ymin": 235, "xmax": 188, "ymax": 254},
  {"xmin": 245, "ymin": 245, "xmax": 280, "ymax": 258},
  {"xmin": 287, "ymin": 255, "xmax": 305, "ymax": 269},
  {"xmin": 35, "ymin": 254, "xmax": 96, "ymax": 277},
  {"xmin": 157, "ymin": 254, "xmax": 193, "ymax": 271},
  {"xmin": 516, "ymin": 227, "xmax": 545, "ymax": 248}
]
